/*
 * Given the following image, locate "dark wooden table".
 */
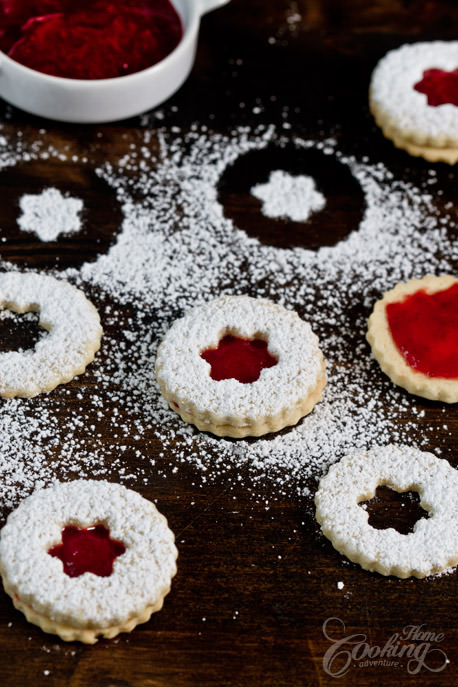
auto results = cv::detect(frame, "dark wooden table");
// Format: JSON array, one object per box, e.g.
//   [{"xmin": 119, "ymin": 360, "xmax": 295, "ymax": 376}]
[{"xmin": 0, "ymin": 1, "xmax": 457, "ymax": 685}]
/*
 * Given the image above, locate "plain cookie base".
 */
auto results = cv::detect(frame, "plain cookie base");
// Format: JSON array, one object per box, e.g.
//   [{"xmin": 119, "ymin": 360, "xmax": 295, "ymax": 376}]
[
  {"xmin": 367, "ymin": 275, "xmax": 458, "ymax": 403},
  {"xmin": 315, "ymin": 447, "xmax": 458, "ymax": 579},
  {"xmin": 160, "ymin": 367, "xmax": 326, "ymax": 438},
  {"xmin": 4, "ymin": 579, "xmax": 169, "ymax": 644},
  {"xmin": 370, "ymin": 100, "xmax": 458, "ymax": 164}
]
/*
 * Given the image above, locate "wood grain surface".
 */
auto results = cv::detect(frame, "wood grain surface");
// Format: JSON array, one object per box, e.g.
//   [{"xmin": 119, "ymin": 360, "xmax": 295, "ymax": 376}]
[{"xmin": 0, "ymin": 1, "xmax": 457, "ymax": 686}]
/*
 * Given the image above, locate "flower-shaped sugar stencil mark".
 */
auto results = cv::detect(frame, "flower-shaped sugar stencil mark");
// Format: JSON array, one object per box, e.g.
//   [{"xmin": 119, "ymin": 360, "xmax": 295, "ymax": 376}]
[
  {"xmin": 0, "ymin": 161, "xmax": 123, "ymax": 269},
  {"xmin": 18, "ymin": 187, "xmax": 83, "ymax": 242},
  {"xmin": 251, "ymin": 170, "xmax": 326, "ymax": 223},
  {"xmin": 218, "ymin": 144, "xmax": 365, "ymax": 249}
]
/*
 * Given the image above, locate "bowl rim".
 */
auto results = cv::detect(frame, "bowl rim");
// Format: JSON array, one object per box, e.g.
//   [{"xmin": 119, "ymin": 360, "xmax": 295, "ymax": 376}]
[{"xmin": 0, "ymin": 0, "xmax": 200, "ymax": 87}]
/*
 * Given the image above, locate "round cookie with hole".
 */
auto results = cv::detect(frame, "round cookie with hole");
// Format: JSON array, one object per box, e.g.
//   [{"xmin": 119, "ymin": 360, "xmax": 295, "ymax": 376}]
[
  {"xmin": 0, "ymin": 480, "xmax": 178, "ymax": 643},
  {"xmin": 315, "ymin": 445, "xmax": 458, "ymax": 578},
  {"xmin": 155, "ymin": 295, "xmax": 326, "ymax": 438},
  {"xmin": 0, "ymin": 271, "xmax": 102, "ymax": 397},
  {"xmin": 370, "ymin": 41, "xmax": 458, "ymax": 163}
]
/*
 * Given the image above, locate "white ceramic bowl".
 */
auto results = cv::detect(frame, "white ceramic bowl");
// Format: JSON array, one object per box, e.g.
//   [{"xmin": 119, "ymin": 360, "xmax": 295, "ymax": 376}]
[{"xmin": 0, "ymin": 0, "xmax": 230, "ymax": 123}]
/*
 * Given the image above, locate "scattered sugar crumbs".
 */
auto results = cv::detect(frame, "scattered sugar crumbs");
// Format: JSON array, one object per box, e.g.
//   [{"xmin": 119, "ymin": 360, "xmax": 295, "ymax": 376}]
[{"xmin": 0, "ymin": 124, "xmax": 455, "ymax": 512}]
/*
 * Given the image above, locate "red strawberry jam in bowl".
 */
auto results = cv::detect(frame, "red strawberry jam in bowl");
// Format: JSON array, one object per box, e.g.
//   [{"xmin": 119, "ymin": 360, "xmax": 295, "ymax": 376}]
[
  {"xmin": 0, "ymin": 0, "xmax": 183, "ymax": 80},
  {"xmin": 48, "ymin": 524, "xmax": 126, "ymax": 578},
  {"xmin": 201, "ymin": 334, "xmax": 278, "ymax": 384},
  {"xmin": 0, "ymin": 0, "xmax": 230, "ymax": 122},
  {"xmin": 367, "ymin": 275, "xmax": 458, "ymax": 403}
]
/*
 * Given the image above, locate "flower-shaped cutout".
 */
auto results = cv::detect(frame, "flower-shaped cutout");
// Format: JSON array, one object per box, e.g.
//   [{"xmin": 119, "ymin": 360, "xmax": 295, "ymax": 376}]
[
  {"xmin": 414, "ymin": 68, "xmax": 458, "ymax": 107},
  {"xmin": 48, "ymin": 524, "xmax": 126, "ymax": 578},
  {"xmin": 251, "ymin": 170, "xmax": 326, "ymax": 223},
  {"xmin": 201, "ymin": 334, "xmax": 278, "ymax": 384},
  {"xmin": 18, "ymin": 187, "xmax": 83, "ymax": 242}
]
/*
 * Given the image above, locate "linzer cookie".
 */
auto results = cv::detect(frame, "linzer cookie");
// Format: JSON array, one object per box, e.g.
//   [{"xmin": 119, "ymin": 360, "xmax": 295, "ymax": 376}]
[
  {"xmin": 0, "ymin": 272, "xmax": 102, "ymax": 397},
  {"xmin": 315, "ymin": 445, "xmax": 458, "ymax": 578},
  {"xmin": 155, "ymin": 295, "xmax": 326, "ymax": 438},
  {"xmin": 369, "ymin": 41, "xmax": 458, "ymax": 163},
  {"xmin": 367, "ymin": 275, "xmax": 458, "ymax": 402},
  {"xmin": 0, "ymin": 481, "xmax": 178, "ymax": 643}
]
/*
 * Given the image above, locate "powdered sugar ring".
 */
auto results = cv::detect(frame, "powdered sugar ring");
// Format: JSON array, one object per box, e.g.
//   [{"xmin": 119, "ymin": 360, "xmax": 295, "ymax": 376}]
[
  {"xmin": 0, "ymin": 480, "xmax": 178, "ymax": 642},
  {"xmin": 0, "ymin": 272, "xmax": 102, "ymax": 397},
  {"xmin": 370, "ymin": 41, "xmax": 458, "ymax": 149},
  {"xmin": 155, "ymin": 295, "xmax": 326, "ymax": 437},
  {"xmin": 315, "ymin": 445, "xmax": 458, "ymax": 578}
]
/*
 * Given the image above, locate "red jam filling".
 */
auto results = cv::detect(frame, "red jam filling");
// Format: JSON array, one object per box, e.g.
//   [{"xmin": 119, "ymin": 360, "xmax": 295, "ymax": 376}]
[
  {"xmin": 386, "ymin": 283, "xmax": 458, "ymax": 378},
  {"xmin": 414, "ymin": 68, "xmax": 458, "ymax": 107},
  {"xmin": 48, "ymin": 524, "xmax": 126, "ymax": 578},
  {"xmin": 0, "ymin": 0, "xmax": 183, "ymax": 79},
  {"xmin": 201, "ymin": 334, "xmax": 278, "ymax": 384}
]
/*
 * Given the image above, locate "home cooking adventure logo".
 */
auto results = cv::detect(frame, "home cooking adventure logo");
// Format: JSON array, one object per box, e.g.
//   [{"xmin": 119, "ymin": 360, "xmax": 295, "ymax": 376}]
[{"xmin": 322, "ymin": 617, "xmax": 449, "ymax": 677}]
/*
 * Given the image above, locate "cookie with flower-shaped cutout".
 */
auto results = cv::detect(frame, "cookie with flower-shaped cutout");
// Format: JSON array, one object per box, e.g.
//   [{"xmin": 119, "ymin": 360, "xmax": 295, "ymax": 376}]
[
  {"xmin": 315, "ymin": 445, "xmax": 458, "ymax": 578},
  {"xmin": 0, "ymin": 481, "xmax": 178, "ymax": 643},
  {"xmin": 0, "ymin": 272, "xmax": 102, "ymax": 397},
  {"xmin": 370, "ymin": 41, "xmax": 458, "ymax": 163},
  {"xmin": 155, "ymin": 295, "xmax": 326, "ymax": 438}
]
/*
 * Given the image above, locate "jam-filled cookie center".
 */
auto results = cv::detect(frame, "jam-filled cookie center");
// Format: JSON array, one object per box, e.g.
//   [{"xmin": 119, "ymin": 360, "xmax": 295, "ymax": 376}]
[
  {"xmin": 48, "ymin": 525, "xmax": 126, "ymax": 578},
  {"xmin": 201, "ymin": 334, "xmax": 278, "ymax": 384},
  {"xmin": 386, "ymin": 282, "xmax": 458, "ymax": 379},
  {"xmin": 414, "ymin": 68, "xmax": 458, "ymax": 107}
]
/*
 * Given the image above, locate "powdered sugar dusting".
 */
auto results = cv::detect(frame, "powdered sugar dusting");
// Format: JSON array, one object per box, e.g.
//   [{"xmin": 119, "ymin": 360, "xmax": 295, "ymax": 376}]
[
  {"xmin": 18, "ymin": 188, "xmax": 83, "ymax": 242},
  {"xmin": 251, "ymin": 170, "xmax": 326, "ymax": 221},
  {"xmin": 0, "ymin": 124, "xmax": 454, "ymax": 511}
]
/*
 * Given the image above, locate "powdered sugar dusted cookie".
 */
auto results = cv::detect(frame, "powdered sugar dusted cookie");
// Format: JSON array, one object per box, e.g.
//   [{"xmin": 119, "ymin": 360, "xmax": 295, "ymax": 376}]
[
  {"xmin": 367, "ymin": 275, "xmax": 458, "ymax": 402},
  {"xmin": 0, "ymin": 272, "xmax": 102, "ymax": 397},
  {"xmin": 0, "ymin": 480, "xmax": 178, "ymax": 643},
  {"xmin": 315, "ymin": 445, "xmax": 458, "ymax": 578},
  {"xmin": 370, "ymin": 41, "xmax": 458, "ymax": 163},
  {"xmin": 155, "ymin": 295, "xmax": 326, "ymax": 438}
]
